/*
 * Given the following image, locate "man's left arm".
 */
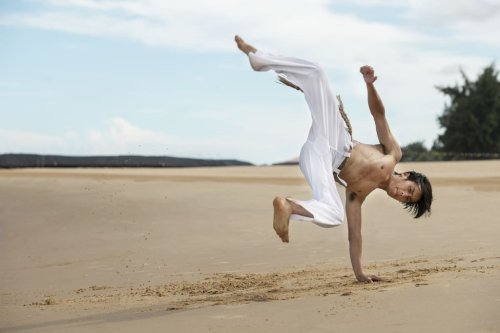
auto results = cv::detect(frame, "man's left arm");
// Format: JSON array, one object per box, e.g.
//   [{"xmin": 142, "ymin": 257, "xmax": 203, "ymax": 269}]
[
  {"xmin": 346, "ymin": 190, "xmax": 384, "ymax": 283},
  {"xmin": 360, "ymin": 65, "xmax": 402, "ymax": 162}
]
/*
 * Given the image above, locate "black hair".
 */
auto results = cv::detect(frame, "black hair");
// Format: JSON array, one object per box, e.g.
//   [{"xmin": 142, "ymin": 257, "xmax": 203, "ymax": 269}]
[{"xmin": 403, "ymin": 171, "xmax": 433, "ymax": 218}]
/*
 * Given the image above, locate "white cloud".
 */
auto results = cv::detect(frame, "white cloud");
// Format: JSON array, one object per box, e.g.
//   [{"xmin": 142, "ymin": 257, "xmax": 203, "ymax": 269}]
[
  {"xmin": 0, "ymin": 118, "xmax": 175, "ymax": 156},
  {"xmin": 0, "ymin": 128, "xmax": 68, "ymax": 153},
  {"xmin": 406, "ymin": 0, "xmax": 500, "ymax": 46},
  {"xmin": 0, "ymin": 117, "xmax": 296, "ymax": 163},
  {"xmin": 2, "ymin": 0, "xmax": 494, "ymax": 67},
  {"xmin": 0, "ymin": 0, "xmax": 426, "ymax": 53},
  {"xmin": 1, "ymin": 1, "xmax": 493, "ymax": 75},
  {"xmin": 408, "ymin": 0, "xmax": 500, "ymax": 23},
  {"xmin": 84, "ymin": 117, "xmax": 171, "ymax": 154}
]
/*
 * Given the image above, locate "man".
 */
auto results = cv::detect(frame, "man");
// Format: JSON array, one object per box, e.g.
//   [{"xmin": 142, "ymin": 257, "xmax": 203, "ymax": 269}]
[{"xmin": 235, "ymin": 36, "xmax": 433, "ymax": 283}]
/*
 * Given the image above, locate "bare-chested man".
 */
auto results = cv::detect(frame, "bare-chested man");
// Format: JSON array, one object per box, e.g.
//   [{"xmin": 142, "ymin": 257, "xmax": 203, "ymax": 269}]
[{"xmin": 235, "ymin": 36, "xmax": 433, "ymax": 283}]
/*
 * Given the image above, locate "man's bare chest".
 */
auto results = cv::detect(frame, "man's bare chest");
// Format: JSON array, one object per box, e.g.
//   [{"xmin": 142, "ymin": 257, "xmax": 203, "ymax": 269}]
[{"xmin": 340, "ymin": 148, "xmax": 395, "ymax": 199}]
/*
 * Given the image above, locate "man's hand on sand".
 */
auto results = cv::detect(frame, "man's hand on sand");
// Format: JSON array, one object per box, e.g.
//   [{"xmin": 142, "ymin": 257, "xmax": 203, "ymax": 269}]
[
  {"xmin": 356, "ymin": 273, "xmax": 384, "ymax": 283},
  {"xmin": 360, "ymin": 65, "xmax": 378, "ymax": 84}
]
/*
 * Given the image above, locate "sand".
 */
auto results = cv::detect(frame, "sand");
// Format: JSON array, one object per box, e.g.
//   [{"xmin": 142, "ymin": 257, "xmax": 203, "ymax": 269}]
[{"xmin": 0, "ymin": 160, "xmax": 499, "ymax": 332}]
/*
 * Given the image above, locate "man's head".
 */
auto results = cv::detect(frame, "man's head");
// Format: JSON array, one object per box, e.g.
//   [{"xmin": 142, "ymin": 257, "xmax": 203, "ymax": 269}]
[{"xmin": 388, "ymin": 171, "xmax": 433, "ymax": 218}]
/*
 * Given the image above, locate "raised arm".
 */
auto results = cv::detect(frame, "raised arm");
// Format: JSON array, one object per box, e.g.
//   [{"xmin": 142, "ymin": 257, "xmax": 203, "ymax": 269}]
[
  {"xmin": 345, "ymin": 190, "xmax": 383, "ymax": 283},
  {"xmin": 360, "ymin": 65, "xmax": 402, "ymax": 161}
]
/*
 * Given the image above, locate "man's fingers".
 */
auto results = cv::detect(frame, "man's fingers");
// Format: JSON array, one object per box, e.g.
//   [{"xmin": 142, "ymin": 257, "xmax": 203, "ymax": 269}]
[
  {"xmin": 361, "ymin": 276, "xmax": 373, "ymax": 283},
  {"xmin": 369, "ymin": 275, "xmax": 385, "ymax": 282},
  {"xmin": 360, "ymin": 69, "xmax": 375, "ymax": 76},
  {"xmin": 360, "ymin": 65, "xmax": 370, "ymax": 73}
]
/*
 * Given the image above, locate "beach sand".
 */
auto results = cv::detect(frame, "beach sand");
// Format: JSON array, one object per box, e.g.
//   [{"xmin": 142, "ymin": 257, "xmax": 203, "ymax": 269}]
[{"xmin": 1, "ymin": 161, "xmax": 499, "ymax": 332}]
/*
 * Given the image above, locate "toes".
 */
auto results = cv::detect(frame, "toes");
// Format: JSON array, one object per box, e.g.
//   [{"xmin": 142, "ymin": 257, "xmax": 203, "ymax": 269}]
[
  {"xmin": 235, "ymin": 35, "xmax": 244, "ymax": 46},
  {"xmin": 282, "ymin": 234, "xmax": 289, "ymax": 243},
  {"xmin": 275, "ymin": 229, "xmax": 284, "ymax": 239},
  {"xmin": 275, "ymin": 229, "xmax": 289, "ymax": 243},
  {"xmin": 273, "ymin": 196, "xmax": 290, "ymax": 243}
]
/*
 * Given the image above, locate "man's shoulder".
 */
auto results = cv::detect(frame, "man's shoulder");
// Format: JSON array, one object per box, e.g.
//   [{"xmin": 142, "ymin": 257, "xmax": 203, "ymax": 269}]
[
  {"xmin": 356, "ymin": 141, "xmax": 401, "ymax": 162},
  {"xmin": 354, "ymin": 141, "xmax": 384, "ymax": 152},
  {"xmin": 360, "ymin": 142, "xmax": 398, "ymax": 162}
]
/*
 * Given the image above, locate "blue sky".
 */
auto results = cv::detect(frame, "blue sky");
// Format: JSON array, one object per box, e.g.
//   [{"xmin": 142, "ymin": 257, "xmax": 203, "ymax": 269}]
[{"xmin": 1, "ymin": 0, "xmax": 499, "ymax": 164}]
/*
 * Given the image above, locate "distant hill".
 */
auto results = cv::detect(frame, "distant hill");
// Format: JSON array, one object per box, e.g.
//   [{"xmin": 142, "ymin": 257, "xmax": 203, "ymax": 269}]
[
  {"xmin": 0, "ymin": 154, "xmax": 253, "ymax": 168},
  {"xmin": 272, "ymin": 156, "xmax": 299, "ymax": 166}
]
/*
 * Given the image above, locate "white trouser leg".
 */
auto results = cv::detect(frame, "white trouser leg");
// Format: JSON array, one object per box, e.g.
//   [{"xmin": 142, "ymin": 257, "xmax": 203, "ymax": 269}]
[{"xmin": 248, "ymin": 50, "xmax": 351, "ymax": 227}]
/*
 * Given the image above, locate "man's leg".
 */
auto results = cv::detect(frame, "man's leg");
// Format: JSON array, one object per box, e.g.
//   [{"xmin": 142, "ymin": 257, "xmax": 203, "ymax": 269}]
[
  {"xmin": 273, "ymin": 197, "xmax": 313, "ymax": 243},
  {"xmin": 237, "ymin": 35, "xmax": 320, "ymax": 241},
  {"xmin": 235, "ymin": 35, "xmax": 343, "ymax": 149},
  {"xmin": 236, "ymin": 36, "xmax": 346, "ymax": 239}
]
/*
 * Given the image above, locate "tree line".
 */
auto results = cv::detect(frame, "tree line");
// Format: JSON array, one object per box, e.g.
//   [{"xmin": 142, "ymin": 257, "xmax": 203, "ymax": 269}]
[{"xmin": 401, "ymin": 64, "xmax": 500, "ymax": 162}]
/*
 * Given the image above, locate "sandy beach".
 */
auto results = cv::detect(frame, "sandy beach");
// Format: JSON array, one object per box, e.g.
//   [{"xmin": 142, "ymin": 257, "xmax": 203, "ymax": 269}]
[{"xmin": 1, "ymin": 161, "xmax": 499, "ymax": 332}]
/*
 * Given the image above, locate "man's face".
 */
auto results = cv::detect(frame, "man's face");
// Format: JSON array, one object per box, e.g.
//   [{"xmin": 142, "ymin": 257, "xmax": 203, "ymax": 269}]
[{"xmin": 388, "ymin": 172, "xmax": 422, "ymax": 204}]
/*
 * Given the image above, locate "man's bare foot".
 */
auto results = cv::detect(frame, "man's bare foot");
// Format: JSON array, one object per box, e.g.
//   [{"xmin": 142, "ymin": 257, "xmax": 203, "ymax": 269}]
[
  {"xmin": 235, "ymin": 35, "xmax": 257, "ymax": 55},
  {"xmin": 273, "ymin": 196, "xmax": 292, "ymax": 243}
]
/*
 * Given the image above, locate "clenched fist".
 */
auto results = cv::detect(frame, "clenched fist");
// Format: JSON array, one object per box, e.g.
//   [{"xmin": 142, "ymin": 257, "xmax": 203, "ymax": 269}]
[{"xmin": 360, "ymin": 65, "xmax": 378, "ymax": 84}]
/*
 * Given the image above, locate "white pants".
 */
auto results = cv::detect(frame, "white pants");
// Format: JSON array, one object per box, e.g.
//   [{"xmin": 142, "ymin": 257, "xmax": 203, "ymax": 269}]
[{"xmin": 249, "ymin": 50, "xmax": 352, "ymax": 227}]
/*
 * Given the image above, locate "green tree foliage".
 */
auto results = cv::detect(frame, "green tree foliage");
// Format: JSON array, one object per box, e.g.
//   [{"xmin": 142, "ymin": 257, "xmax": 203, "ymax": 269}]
[
  {"xmin": 433, "ymin": 64, "xmax": 500, "ymax": 154},
  {"xmin": 403, "ymin": 141, "xmax": 428, "ymax": 154},
  {"xmin": 401, "ymin": 141, "xmax": 438, "ymax": 162}
]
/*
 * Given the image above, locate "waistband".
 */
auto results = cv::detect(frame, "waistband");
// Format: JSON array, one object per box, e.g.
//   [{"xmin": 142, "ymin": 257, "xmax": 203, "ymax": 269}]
[{"xmin": 332, "ymin": 141, "xmax": 353, "ymax": 187}]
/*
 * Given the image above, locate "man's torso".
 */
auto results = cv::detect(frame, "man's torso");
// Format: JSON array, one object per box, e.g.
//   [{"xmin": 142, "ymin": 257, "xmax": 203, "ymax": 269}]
[{"xmin": 338, "ymin": 142, "xmax": 396, "ymax": 201}]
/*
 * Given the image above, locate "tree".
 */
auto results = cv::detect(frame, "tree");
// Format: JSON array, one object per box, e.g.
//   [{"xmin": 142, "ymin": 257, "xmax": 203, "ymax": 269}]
[
  {"xmin": 401, "ymin": 141, "xmax": 437, "ymax": 162},
  {"xmin": 434, "ymin": 64, "xmax": 500, "ymax": 154}
]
